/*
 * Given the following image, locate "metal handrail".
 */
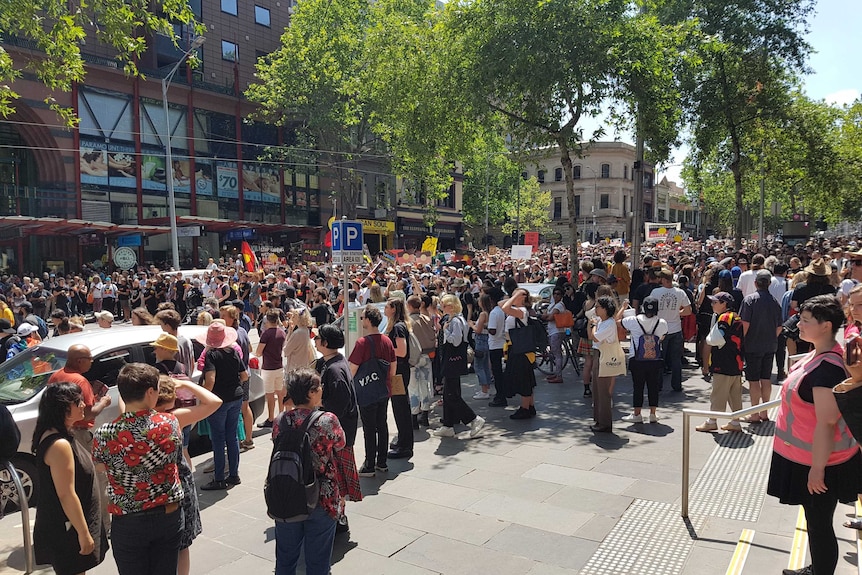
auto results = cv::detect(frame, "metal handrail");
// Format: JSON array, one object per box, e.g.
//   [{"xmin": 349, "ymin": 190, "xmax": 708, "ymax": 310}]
[
  {"xmin": 681, "ymin": 398, "xmax": 781, "ymax": 518},
  {"xmin": 3, "ymin": 460, "xmax": 34, "ymax": 573}
]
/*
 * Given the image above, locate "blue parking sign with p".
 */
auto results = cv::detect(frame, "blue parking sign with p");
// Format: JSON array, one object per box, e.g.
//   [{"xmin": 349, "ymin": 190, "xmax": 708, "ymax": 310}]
[{"xmin": 332, "ymin": 221, "xmax": 364, "ymax": 252}]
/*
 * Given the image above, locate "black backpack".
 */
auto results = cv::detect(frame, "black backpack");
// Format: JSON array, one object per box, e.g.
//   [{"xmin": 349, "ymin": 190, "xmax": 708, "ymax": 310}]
[{"xmin": 264, "ymin": 410, "xmax": 324, "ymax": 522}]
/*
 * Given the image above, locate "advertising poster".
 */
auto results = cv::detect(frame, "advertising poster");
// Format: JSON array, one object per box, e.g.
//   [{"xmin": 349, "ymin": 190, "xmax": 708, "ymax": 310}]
[
  {"xmin": 309, "ymin": 191, "xmax": 319, "ymax": 208},
  {"xmin": 296, "ymin": 189, "xmax": 307, "ymax": 207},
  {"xmin": 106, "ymin": 143, "xmax": 137, "ymax": 189},
  {"xmin": 194, "ymin": 159, "xmax": 214, "ymax": 196},
  {"xmin": 80, "ymin": 141, "xmax": 109, "ymax": 187},
  {"xmin": 171, "ymin": 159, "xmax": 193, "ymax": 194},
  {"xmin": 140, "ymin": 151, "xmax": 167, "ymax": 192},
  {"xmin": 241, "ymin": 163, "xmax": 262, "ymax": 203},
  {"xmin": 523, "ymin": 231, "xmax": 539, "ymax": 251},
  {"xmin": 259, "ymin": 166, "xmax": 281, "ymax": 204},
  {"xmin": 216, "ymin": 161, "xmax": 239, "ymax": 198}
]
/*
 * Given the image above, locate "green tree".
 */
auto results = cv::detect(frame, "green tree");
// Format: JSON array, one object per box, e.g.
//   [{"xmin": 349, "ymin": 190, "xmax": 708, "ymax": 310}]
[
  {"xmin": 460, "ymin": 130, "xmax": 520, "ymax": 237},
  {"xmin": 444, "ymin": 0, "xmax": 686, "ymax": 272},
  {"xmin": 501, "ymin": 177, "xmax": 552, "ymax": 236},
  {"xmin": 0, "ymin": 0, "xmax": 200, "ymax": 123},
  {"xmin": 665, "ymin": 0, "xmax": 815, "ymax": 248}
]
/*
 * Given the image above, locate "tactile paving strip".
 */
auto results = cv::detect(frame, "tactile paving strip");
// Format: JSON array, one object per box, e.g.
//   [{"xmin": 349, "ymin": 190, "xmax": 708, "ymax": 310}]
[
  {"xmin": 579, "ymin": 411, "xmax": 776, "ymax": 575},
  {"xmin": 579, "ymin": 499, "xmax": 704, "ymax": 575},
  {"xmin": 688, "ymin": 419, "xmax": 775, "ymax": 522}
]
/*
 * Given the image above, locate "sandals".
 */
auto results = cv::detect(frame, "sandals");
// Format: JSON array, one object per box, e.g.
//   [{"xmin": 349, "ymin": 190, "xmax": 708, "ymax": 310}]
[
  {"xmin": 844, "ymin": 518, "xmax": 862, "ymax": 530},
  {"xmin": 741, "ymin": 415, "xmax": 762, "ymax": 424}
]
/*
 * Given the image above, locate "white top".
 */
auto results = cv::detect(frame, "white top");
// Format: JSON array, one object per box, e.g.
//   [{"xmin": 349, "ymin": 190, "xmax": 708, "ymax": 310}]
[
  {"xmin": 621, "ymin": 313, "xmax": 669, "ymax": 359},
  {"xmin": 841, "ymin": 278, "xmax": 860, "ymax": 298},
  {"xmin": 650, "ymin": 286, "xmax": 690, "ymax": 334},
  {"xmin": 504, "ymin": 306, "xmax": 529, "ymax": 333},
  {"xmin": 487, "ymin": 306, "xmax": 506, "ymax": 350},
  {"xmin": 769, "ymin": 276, "xmax": 790, "ymax": 305},
  {"xmin": 736, "ymin": 269, "xmax": 756, "ymax": 298},
  {"xmin": 592, "ymin": 317, "xmax": 617, "ymax": 349},
  {"xmin": 546, "ymin": 300, "xmax": 567, "ymax": 336}
]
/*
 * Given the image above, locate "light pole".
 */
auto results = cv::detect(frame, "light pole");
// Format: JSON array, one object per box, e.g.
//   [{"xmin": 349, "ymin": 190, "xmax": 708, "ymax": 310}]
[{"xmin": 163, "ymin": 36, "xmax": 205, "ymax": 271}]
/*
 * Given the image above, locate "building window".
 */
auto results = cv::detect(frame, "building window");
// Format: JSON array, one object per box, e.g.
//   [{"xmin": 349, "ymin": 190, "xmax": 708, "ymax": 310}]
[
  {"xmin": 574, "ymin": 195, "xmax": 581, "ymax": 217},
  {"xmin": 554, "ymin": 167, "xmax": 563, "ymax": 182},
  {"xmin": 537, "ymin": 170, "xmax": 545, "ymax": 183},
  {"xmin": 600, "ymin": 194, "xmax": 609, "ymax": 209},
  {"xmin": 221, "ymin": 40, "xmax": 238, "ymax": 62},
  {"xmin": 553, "ymin": 197, "xmax": 562, "ymax": 220},
  {"xmin": 221, "ymin": 0, "xmax": 238, "ymax": 15},
  {"xmin": 670, "ymin": 208, "xmax": 677, "ymax": 221},
  {"xmin": 658, "ymin": 208, "xmax": 666, "ymax": 221},
  {"xmin": 573, "ymin": 165, "xmax": 581, "ymax": 179},
  {"xmin": 624, "ymin": 165, "xmax": 628, "ymax": 180},
  {"xmin": 623, "ymin": 195, "xmax": 627, "ymax": 214},
  {"xmin": 601, "ymin": 163, "xmax": 610, "ymax": 178},
  {"xmin": 255, "ymin": 6, "xmax": 271, "ymax": 26}
]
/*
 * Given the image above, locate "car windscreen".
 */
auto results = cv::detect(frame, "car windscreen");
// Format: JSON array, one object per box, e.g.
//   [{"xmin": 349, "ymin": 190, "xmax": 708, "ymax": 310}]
[{"xmin": 0, "ymin": 346, "xmax": 68, "ymax": 404}]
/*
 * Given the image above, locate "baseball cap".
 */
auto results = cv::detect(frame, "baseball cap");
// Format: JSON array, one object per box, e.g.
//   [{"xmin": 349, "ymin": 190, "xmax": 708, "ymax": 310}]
[
  {"xmin": 17, "ymin": 323, "xmax": 37, "ymax": 337},
  {"xmin": 707, "ymin": 292, "xmax": 734, "ymax": 305},
  {"xmin": 643, "ymin": 297, "xmax": 659, "ymax": 315},
  {"xmin": 718, "ymin": 269, "xmax": 732, "ymax": 279}
]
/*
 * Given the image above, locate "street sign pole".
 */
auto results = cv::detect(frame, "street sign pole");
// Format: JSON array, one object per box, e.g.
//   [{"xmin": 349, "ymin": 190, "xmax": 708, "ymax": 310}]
[{"xmin": 340, "ymin": 218, "xmax": 350, "ymax": 355}]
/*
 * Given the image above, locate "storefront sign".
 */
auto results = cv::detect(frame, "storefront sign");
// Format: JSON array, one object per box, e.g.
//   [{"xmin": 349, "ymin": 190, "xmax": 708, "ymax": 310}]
[
  {"xmin": 117, "ymin": 234, "xmax": 142, "ymax": 247},
  {"xmin": 302, "ymin": 243, "xmax": 324, "ymax": 262},
  {"xmin": 225, "ymin": 229, "xmax": 255, "ymax": 242},
  {"xmin": 113, "ymin": 247, "xmax": 138, "ymax": 270},
  {"xmin": 359, "ymin": 219, "xmax": 395, "ymax": 233}
]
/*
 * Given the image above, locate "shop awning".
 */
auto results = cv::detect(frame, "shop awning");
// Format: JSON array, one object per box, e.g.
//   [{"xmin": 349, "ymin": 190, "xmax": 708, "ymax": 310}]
[
  {"xmin": 0, "ymin": 216, "xmax": 172, "ymax": 237},
  {"xmin": 141, "ymin": 215, "xmax": 321, "ymax": 235}
]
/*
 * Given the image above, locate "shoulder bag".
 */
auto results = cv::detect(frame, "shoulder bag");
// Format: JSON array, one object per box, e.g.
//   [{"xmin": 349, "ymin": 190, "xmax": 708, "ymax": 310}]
[{"xmin": 352, "ymin": 336, "xmax": 391, "ymax": 407}]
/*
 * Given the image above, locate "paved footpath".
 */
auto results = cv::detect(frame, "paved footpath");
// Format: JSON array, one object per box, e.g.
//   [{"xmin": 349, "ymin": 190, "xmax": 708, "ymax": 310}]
[{"xmin": 1, "ymin": 344, "xmax": 858, "ymax": 575}]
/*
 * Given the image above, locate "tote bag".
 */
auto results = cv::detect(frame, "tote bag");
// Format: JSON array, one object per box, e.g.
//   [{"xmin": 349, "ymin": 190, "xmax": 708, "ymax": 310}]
[
  {"xmin": 598, "ymin": 339, "xmax": 626, "ymax": 377},
  {"xmin": 352, "ymin": 336, "xmax": 391, "ymax": 407},
  {"xmin": 508, "ymin": 317, "xmax": 534, "ymax": 355}
]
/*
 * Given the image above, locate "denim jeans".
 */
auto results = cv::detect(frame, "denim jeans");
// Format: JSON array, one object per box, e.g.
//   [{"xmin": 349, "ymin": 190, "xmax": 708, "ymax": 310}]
[
  {"xmin": 473, "ymin": 350, "xmax": 493, "ymax": 388},
  {"xmin": 207, "ymin": 398, "xmax": 241, "ymax": 481},
  {"xmin": 274, "ymin": 504, "xmax": 337, "ymax": 575},
  {"xmin": 663, "ymin": 331, "xmax": 684, "ymax": 391},
  {"xmin": 112, "ymin": 506, "xmax": 183, "ymax": 575},
  {"xmin": 548, "ymin": 332, "xmax": 565, "ymax": 378}
]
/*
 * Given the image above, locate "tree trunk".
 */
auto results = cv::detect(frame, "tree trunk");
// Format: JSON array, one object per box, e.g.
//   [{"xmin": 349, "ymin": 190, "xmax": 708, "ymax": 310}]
[
  {"xmin": 730, "ymin": 137, "xmax": 744, "ymax": 251},
  {"xmin": 559, "ymin": 139, "xmax": 579, "ymax": 276}
]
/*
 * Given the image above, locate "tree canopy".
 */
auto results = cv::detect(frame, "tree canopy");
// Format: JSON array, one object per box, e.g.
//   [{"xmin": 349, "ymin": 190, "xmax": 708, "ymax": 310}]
[{"xmin": 0, "ymin": 0, "xmax": 200, "ymax": 123}]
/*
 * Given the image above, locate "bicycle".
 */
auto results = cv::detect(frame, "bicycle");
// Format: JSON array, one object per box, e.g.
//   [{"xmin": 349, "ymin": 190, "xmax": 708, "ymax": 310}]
[{"xmin": 535, "ymin": 327, "xmax": 582, "ymax": 376}]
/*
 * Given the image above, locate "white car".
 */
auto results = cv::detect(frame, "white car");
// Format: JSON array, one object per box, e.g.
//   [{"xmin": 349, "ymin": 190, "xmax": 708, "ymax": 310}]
[{"xmin": 0, "ymin": 324, "xmax": 264, "ymax": 515}]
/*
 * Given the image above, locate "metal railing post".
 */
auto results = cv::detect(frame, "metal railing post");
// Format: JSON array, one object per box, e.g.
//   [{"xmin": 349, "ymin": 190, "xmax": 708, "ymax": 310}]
[
  {"xmin": 682, "ymin": 410, "xmax": 690, "ymax": 518},
  {"xmin": 681, "ymin": 398, "xmax": 782, "ymax": 519},
  {"xmin": 4, "ymin": 460, "xmax": 34, "ymax": 573}
]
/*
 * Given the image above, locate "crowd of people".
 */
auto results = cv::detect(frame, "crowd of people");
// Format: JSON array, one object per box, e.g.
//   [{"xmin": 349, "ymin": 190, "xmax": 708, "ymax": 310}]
[{"xmin": 7, "ymin": 233, "xmax": 862, "ymax": 575}]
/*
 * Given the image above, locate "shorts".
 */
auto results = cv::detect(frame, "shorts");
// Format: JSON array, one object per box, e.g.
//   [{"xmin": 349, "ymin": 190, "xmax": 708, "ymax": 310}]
[
  {"xmin": 744, "ymin": 352, "xmax": 775, "ymax": 381},
  {"xmin": 242, "ymin": 380, "xmax": 250, "ymax": 402},
  {"xmin": 261, "ymin": 368, "xmax": 285, "ymax": 394}
]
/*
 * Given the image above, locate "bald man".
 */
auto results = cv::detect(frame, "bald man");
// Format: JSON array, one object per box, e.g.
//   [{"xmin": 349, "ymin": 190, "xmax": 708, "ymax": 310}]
[{"xmin": 48, "ymin": 344, "xmax": 111, "ymax": 444}]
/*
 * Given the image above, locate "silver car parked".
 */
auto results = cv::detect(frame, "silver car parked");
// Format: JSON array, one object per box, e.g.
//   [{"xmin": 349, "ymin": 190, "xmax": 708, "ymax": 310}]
[{"xmin": 0, "ymin": 324, "xmax": 264, "ymax": 515}]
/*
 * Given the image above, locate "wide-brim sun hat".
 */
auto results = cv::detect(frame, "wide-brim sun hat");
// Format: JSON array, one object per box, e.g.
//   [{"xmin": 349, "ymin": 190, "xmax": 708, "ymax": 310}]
[
  {"xmin": 805, "ymin": 258, "xmax": 829, "ymax": 276},
  {"xmin": 195, "ymin": 322, "xmax": 238, "ymax": 349}
]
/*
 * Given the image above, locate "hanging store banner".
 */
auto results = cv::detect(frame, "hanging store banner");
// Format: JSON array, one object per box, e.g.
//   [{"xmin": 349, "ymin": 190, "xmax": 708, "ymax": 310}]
[{"xmin": 216, "ymin": 161, "xmax": 239, "ymax": 198}]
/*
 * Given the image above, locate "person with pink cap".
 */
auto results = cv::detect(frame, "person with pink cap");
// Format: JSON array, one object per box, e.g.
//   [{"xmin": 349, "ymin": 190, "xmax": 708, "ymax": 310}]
[{"xmin": 196, "ymin": 322, "xmax": 250, "ymax": 490}]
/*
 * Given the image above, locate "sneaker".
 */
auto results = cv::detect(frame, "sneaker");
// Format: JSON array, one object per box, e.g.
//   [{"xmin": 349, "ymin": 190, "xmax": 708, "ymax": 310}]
[
  {"xmin": 583, "ymin": 386, "xmax": 592, "ymax": 398},
  {"xmin": 720, "ymin": 422, "xmax": 743, "ymax": 432},
  {"xmin": 622, "ymin": 413, "xmax": 644, "ymax": 423},
  {"xmin": 696, "ymin": 421, "xmax": 718, "ymax": 432},
  {"xmin": 225, "ymin": 475, "xmax": 242, "ymax": 485},
  {"xmin": 358, "ymin": 464, "xmax": 376, "ymax": 477},
  {"xmin": 433, "ymin": 426, "xmax": 455, "ymax": 437},
  {"xmin": 200, "ymin": 480, "xmax": 227, "ymax": 491},
  {"xmin": 472, "ymin": 391, "xmax": 490, "ymax": 400},
  {"xmin": 782, "ymin": 567, "xmax": 813, "ymax": 575},
  {"xmin": 239, "ymin": 439, "xmax": 255, "ymax": 452},
  {"xmin": 468, "ymin": 416, "xmax": 485, "ymax": 438},
  {"xmin": 257, "ymin": 419, "xmax": 273, "ymax": 429},
  {"xmin": 488, "ymin": 398, "xmax": 507, "ymax": 407},
  {"xmin": 529, "ymin": 405, "xmax": 537, "ymax": 416},
  {"xmin": 375, "ymin": 463, "xmax": 389, "ymax": 473},
  {"xmin": 510, "ymin": 408, "xmax": 533, "ymax": 420},
  {"xmin": 649, "ymin": 413, "xmax": 659, "ymax": 423}
]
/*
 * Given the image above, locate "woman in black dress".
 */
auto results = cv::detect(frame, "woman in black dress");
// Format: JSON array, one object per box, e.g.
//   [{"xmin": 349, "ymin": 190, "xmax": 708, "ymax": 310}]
[{"xmin": 32, "ymin": 382, "xmax": 108, "ymax": 575}]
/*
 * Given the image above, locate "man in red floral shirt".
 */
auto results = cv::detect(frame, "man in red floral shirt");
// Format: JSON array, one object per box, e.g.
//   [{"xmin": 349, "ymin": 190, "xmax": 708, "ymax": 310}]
[{"xmin": 93, "ymin": 363, "xmax": 184, "ymax": 575}]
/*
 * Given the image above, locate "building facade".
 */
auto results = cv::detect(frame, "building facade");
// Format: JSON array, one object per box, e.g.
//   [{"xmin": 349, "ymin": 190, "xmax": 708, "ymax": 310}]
[
  {"xmin": 524, "ymin": 142, "xmax": 655, "ymax": 244},
  {"xmin": 0, "ymin": 1, "xmax": 463, "ymax": 274}
]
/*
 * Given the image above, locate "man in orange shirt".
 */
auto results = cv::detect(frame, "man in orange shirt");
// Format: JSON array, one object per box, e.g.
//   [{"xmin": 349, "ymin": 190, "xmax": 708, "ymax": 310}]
[{"xmin": 48, "ymin": 344, "xmax": 112, "ymax": 447}]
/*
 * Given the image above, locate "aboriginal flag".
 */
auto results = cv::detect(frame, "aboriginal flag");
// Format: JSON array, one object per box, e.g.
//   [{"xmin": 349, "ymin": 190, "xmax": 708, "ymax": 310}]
[{"xmin": 240, "ymin": 241, "xmax": 259, "ymax": 272}]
